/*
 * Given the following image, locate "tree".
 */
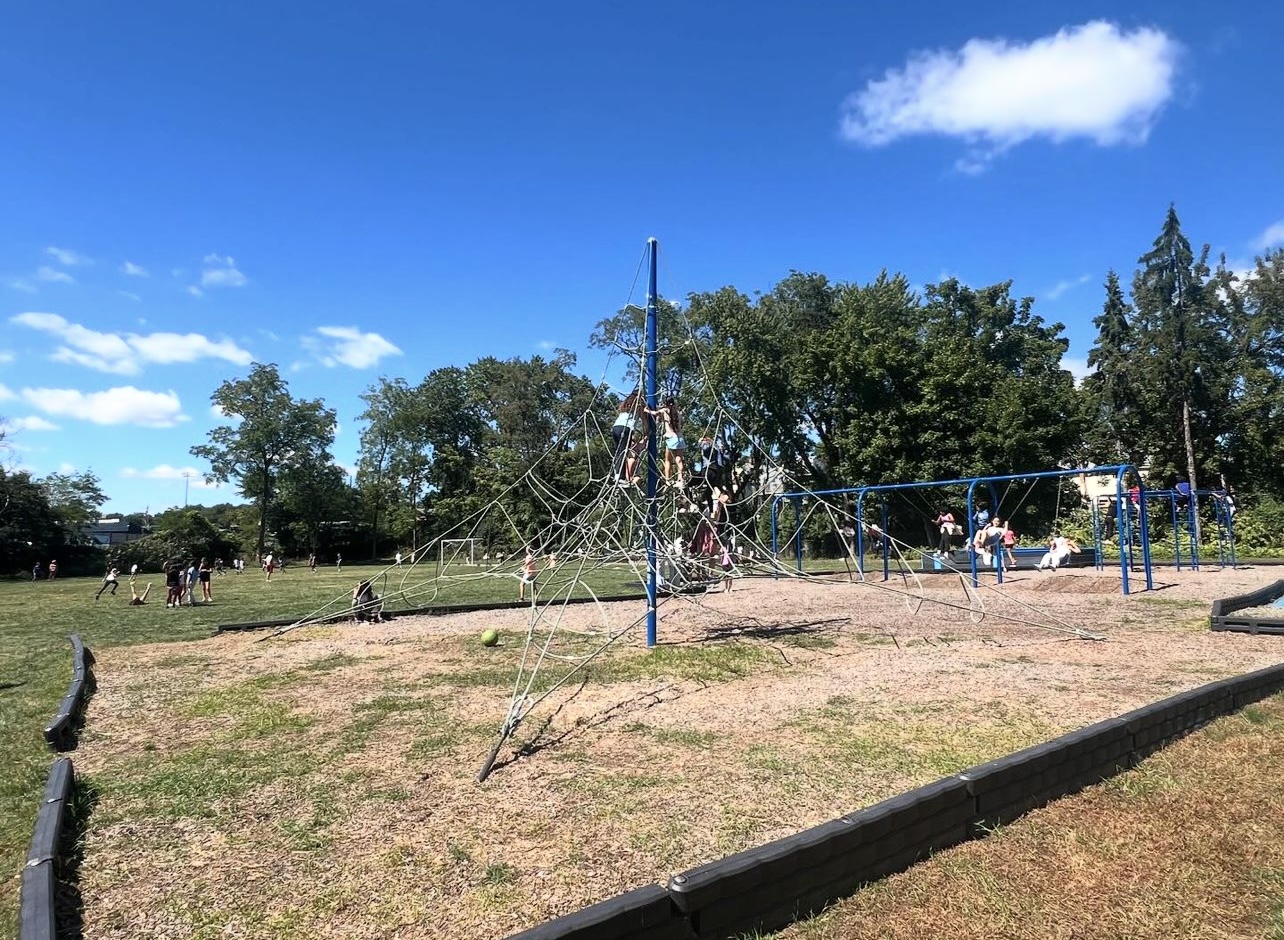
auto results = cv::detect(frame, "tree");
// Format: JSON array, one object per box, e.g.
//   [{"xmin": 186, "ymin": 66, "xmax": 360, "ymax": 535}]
[
  {"xmin": 39, "ymin": 470, "xmax": 108, "ymax": 544},
  {"xmin": 277, "ymin": 461, "xmax": 356, "ymax": 556},
  {"xmin": 1216, "ymin": 249, "xmax": 1284, "ymax": 492},
  {"xmin": 1082, "ymin": 271, "xmax": 1147, "ymax": 467},
  {"xmin": 191, "ymin": 363, "xmax": 337, "ymax": 557},
  {"xmin": 1130, "ymin": 206, "xmax": 1234, "ymax": 541},
  {"xmin": 0, "ymin": 467, "xmax": 63, "ymax": 572}
]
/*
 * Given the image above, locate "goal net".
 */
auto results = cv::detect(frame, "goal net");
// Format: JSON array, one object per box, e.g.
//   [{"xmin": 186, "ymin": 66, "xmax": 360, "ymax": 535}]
[{"xmin": 438, "ymin": 538, "xmax": 478, "ymax": 572}]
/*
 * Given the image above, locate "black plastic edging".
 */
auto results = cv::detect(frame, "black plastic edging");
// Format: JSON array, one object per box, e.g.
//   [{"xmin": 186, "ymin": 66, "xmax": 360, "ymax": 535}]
[
  {"xmin": 1210, "ymin": 579, "xmax": 1284, "ymax": 633},
  {"xmin": 651, "ymin": 665, "xmax": 1284, "ymax": 940},
  {"xmin": 42, "ymin": 634, "xmax": 93, "ymax": 751},
  {"xmin": 503, "ymin": 883, "xmax": 686, "ymax": 940},
  {"xmin": 19, "ymin": 757, "xmax": 74, "ymax": 940},
  {"xmin": 217, "ymin": 592, "xmax": 647, "ymax": 632}
]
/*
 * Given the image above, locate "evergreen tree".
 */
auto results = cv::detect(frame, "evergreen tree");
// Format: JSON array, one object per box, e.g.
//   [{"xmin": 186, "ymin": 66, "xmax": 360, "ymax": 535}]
[
  {"xmin": 1130, "ymin": 206, "xmax": 1231, "ymax": 540},
  {"xmin": 1083, "ymin": 271, "xmax": 1145, "ymax": 466}
]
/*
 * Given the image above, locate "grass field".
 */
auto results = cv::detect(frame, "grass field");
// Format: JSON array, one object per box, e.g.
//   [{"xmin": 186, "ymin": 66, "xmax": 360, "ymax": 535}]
[
  {"xmin": 4, "ymin": 561, "xmax": 1283, "ymax": 939},
  {"xmin": 0, "ymin": 560, "xmax": 641, "ymax": 940},
  {"xmin": 773, "ymin": 695, "xmax": 1284, "ymax": 940}
]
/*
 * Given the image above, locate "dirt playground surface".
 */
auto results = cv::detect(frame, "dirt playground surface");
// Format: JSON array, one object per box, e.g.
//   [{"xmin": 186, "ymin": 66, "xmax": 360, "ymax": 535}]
[{"xmin": 74, "ymin": 565, "xmax": 1284, "ymax": 939}]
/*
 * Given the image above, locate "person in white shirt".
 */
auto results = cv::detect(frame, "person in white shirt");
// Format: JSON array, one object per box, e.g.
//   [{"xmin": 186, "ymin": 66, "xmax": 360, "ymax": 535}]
[{"xmin": 1037, "ymin": 533, "xmax": 1080, "ymax": 571}]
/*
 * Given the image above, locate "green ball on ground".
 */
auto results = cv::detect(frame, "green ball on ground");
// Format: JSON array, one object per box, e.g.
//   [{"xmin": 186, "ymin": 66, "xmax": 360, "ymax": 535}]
[{"xmin": 481, "ymin": 628, "xmax": 500, "ymax": 648}]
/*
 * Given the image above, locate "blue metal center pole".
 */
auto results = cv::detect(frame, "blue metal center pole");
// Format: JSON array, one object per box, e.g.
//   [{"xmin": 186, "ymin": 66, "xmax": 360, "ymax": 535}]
[{"xmin": 645, "ymin": 238, "xmax": 659, "ymax": 648}]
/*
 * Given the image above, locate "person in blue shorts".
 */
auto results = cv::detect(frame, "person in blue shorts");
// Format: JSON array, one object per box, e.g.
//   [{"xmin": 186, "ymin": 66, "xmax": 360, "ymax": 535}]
[{"xmin": 648, "ymin": 398, "xmax": 686, "ymax": 486}]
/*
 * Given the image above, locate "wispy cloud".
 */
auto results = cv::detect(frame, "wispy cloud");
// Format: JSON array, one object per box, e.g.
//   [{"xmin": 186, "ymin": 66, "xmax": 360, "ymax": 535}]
[
  {"xmin": 36, "ymin": 266, "xmax": 75, "ymax": 284},
  {"xmin": 1, "ymin": 415, "xmax": 60, "ymax": 432},
  {"xmin": 0, "ymin": 350, "xmax": 13, "ymax": 365},
  {"xmin": 0, "ymin": 383, "xmax": 15, "ymax": 402},
  {"xmin": 187, "ymin": 285, "xmax": 204, "ymax": 298},
  {"xmin": 11, "ymin": 312, "xmax": 254, "ymax": 375},
  {"xmin": 6, "ymin": 277, "xmax": 37, "ymax": 293},
  {"xmin": 200, "ymin": 253, "xmax": 247, "ymax": 288},
  {"xmin": 1254, "ymin": 221, "xmax": 1284, "ymax": 251},
  {"xmin": 121, "ymin": 260, "xmax": 149, "ymax": 277},
  {"xmin": 118, "ymin": 290, "xmax": 142, "ymax": 302},
  {"xmin": 303, "ymin": 326, "xmax": 403, "ymax": 369},
  {"xmin": 839, "ymin": 21, "xmax": 1181, "ymax": 172},
  {"xmin": 121, "ymin": 464, "xmax": 221, "ymax": 486},
  {"xmin": 45, "ymin": 246, "xmax": 90, "ymax": 266},
  {"xmin": 1045, "ymin": 274, "xmax": 1092, "ymax": 300},
  {"xmin": 22, "ymin": 386, "xmax": 187, "ymax": 428}
]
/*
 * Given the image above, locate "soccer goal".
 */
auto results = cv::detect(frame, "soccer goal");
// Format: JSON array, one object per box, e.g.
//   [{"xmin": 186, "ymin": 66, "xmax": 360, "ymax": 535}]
[{"xmin": 438, "ymin": 538, "xmax": 478, "ymax": 572}]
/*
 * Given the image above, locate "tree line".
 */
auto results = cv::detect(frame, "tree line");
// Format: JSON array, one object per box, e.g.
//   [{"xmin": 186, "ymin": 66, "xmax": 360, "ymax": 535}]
[{"xmin": 8, "ymin": 206, "xmax": 1282, "ymax": 574}]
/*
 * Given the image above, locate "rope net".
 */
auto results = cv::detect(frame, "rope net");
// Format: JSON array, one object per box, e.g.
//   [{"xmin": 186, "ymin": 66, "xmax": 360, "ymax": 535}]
[{"xmin": 264, "ymin": 249, "xmax": 1101, "ymax": 781}]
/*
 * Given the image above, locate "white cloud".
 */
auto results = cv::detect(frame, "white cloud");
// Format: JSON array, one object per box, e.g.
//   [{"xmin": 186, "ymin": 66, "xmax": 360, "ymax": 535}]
[
  {"xmin": 839, "ymin": 21, "xmax": 1181, "ymax": 171},
  {"xmin": 0, "ymin": 383, "xmax": 15, "ymax": 401},
  {"xmin": 118, "ymin": 290, "xmax": 142, "ymax": 302},
  {"xmin": 45, "ymin": 246, "xmax": 90, "ymax": 266},
  {"xmin": 36, "ymin": 266, "xmax": 75, "ymax": 284},
  {"xmin": 1061, "ymin": 356, "xmax": 1093, "ymax": 385},
  {"xmin": 200, "ymin": 254, "xmax": 247, "ymax": 288},
  {"xmin": 57, "ymin": 462, "xmax": 76, "ymax": 474},
  {"xmin": 1, "ymin": 415, "xmax": 60, "ymax": 432},
  {"xmin": 121, "ymin": 260, "xmax": 149, "ymax": 277},
  {"xmin": 1254, "ymin": 221, "xmax": 1284, "ymax": 251},
  {"xmin": 304, "ymin": 326, "xmax": 403, "ymax": 369},
  {"xmin": 187, "ymin": 285, "xmax": 204, "ymax": 298},
  {"xmin": 22, "ymin": 386, "xmax": 187, "ymax": 428},
  {"xmin": 11, "ymin": 312, "xmax": 253, "ymax": 375},
  {"xmin": 121, "ymin": 464, "xmax": 220, "ymax": 487},
  {"xmin": 6, "ymin": 277, "xmax": 37, "ymax": 293},
  {"xmin": 1045, "ymin": 274, "xmax": 1092, "ymax": 300},
  {"xmin": 0, "ymin": 350, "xmax": 12, "ymax": 364}
]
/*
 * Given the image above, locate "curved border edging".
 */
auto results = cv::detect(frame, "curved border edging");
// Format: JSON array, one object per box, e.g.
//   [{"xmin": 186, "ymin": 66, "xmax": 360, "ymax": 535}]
[
  {"xmin": 19, "ymin": 757, "xmax": 74, "ymax": 940},
  {"xmin": 501, "ymin": 662, "xmax": 1284, "ymax": 940},
  {"xmin": 42, "ymin": 634, "xmax": 94, "ymax": 751},
  {"xmin": 1210, "ymin": 579, "xmax": 1284, "ymax": 634}
]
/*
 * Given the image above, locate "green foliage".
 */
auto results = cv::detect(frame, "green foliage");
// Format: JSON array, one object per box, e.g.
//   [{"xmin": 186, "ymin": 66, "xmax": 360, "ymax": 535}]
[
  {"xmin": 191, "ymin": 363, "xmax": 337, "ymax": 557},
  {"xmin": 111, "ymin": 510, "xmax": 240, "ymax": 572},
  {"xmin": 0, "ymin": 467, "xmax": 108, "ymax": 576}
]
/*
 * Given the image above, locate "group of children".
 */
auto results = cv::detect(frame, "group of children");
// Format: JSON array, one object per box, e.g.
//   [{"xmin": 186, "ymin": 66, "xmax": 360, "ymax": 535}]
[
  {"xmin": 161, "ymin": 559, "xmax": 216, "ymax": 607},
  {"xmin": 613, "ymin": 392, "xmax": 736, "ymax": 490},
  {"xmin": 931, "ymin": 507, "xmax": 1082, "ymax": 571}
]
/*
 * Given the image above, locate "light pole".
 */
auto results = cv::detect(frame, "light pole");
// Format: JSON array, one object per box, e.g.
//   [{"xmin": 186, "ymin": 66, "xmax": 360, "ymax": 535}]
[{"xmin": 182, "ymin": 471, "xmax": 193, "ymax": 507}]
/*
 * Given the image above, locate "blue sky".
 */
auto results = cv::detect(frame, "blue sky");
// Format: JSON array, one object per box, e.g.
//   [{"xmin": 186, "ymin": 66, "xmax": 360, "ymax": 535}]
[{"xmin": 1, "ymin": 2, "xmax": 1281, "ymax": 514}]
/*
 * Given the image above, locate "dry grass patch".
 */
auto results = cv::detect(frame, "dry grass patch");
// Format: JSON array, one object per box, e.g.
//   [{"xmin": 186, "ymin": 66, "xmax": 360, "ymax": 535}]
[{"xmin": 775, "ymin": 697, "xmax": 1284, "ymax": 940}]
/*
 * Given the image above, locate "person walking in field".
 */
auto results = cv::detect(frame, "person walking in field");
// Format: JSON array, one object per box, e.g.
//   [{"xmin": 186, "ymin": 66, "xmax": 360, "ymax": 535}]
[
  {"xmin": 185, "ymin": 560, "xmax": 199, "ymax": 606},
  {"xmin": 32, "ymin": 561, "xmax": 43, "ymax": 581},
  {"xmin": 264, "ymin": 552, "xmax": 275, "ymax": 581},
  {"xmin": 336, "ymin": 553, "xmax": 342, "ymax": 573},
  {"xmin": 94, "ymin": 566, "xmax": 121, "ymax": 600},
  {"xmin": 47, "ymin": 559, "xmax": 59, "ymax": 580},
  {"xmin": 199, "ymin": 558, "xmax": 213, "ymax": 602},
  {"xmin": 164, "ymin": 560, "xmax": 182, "ymax": 607}
]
